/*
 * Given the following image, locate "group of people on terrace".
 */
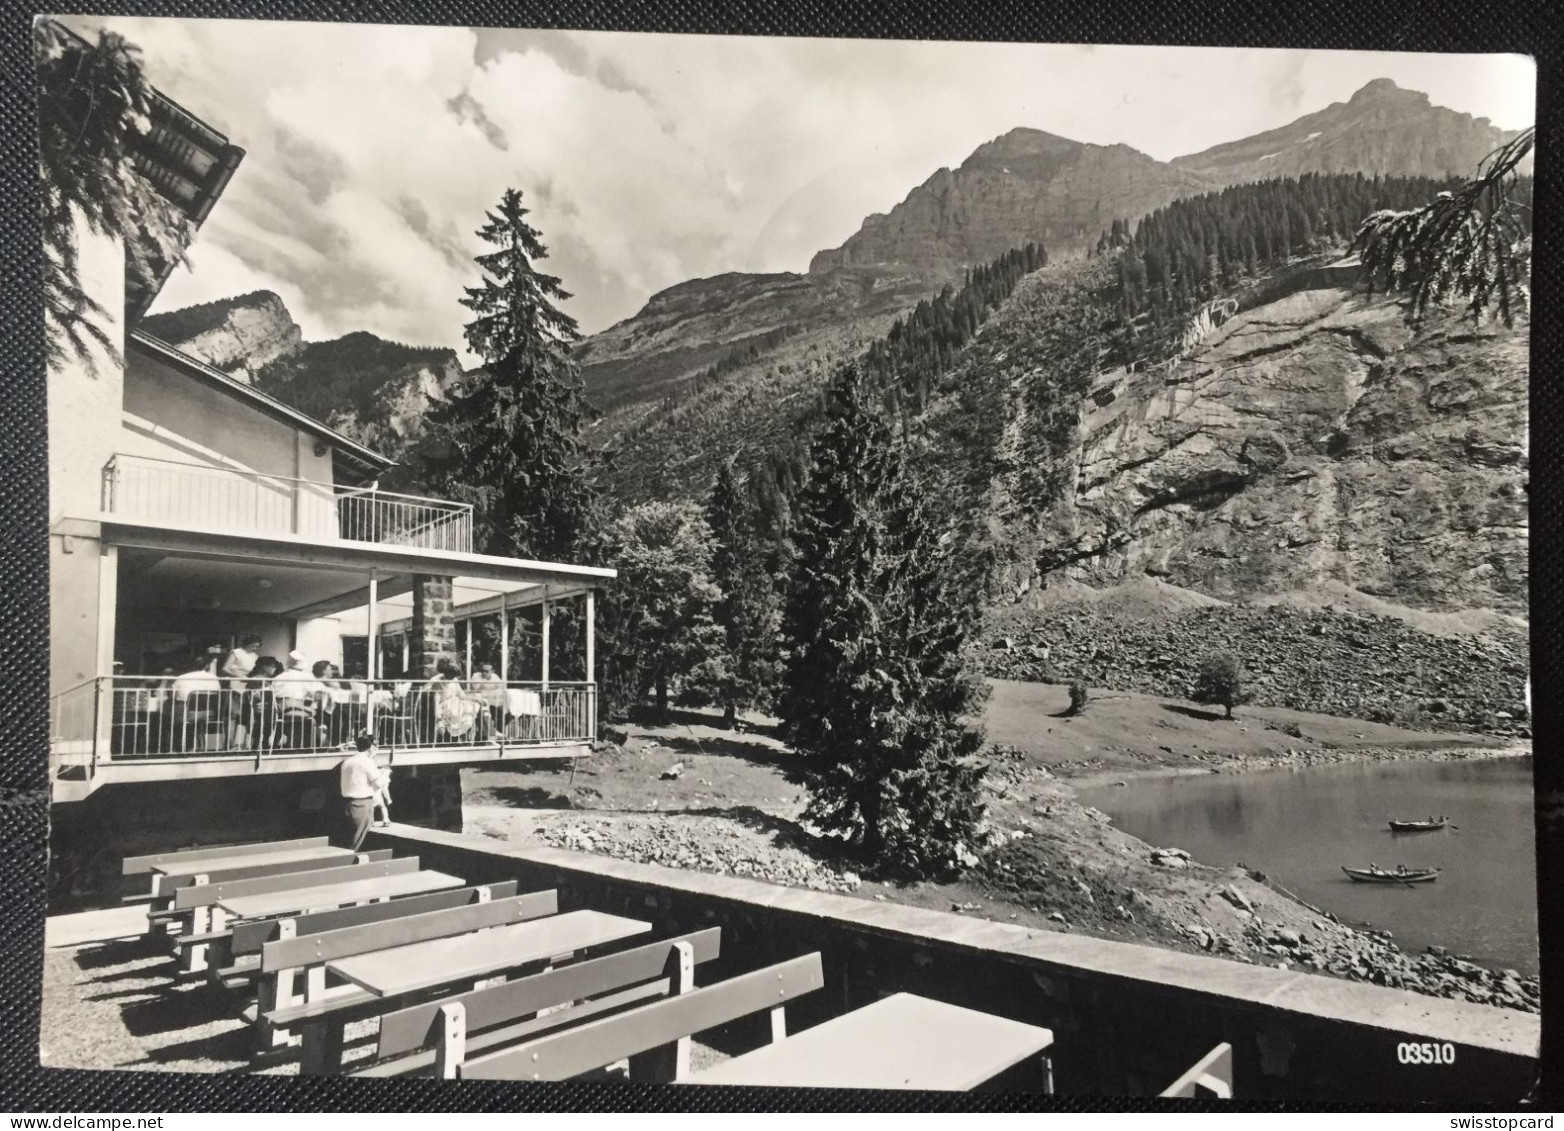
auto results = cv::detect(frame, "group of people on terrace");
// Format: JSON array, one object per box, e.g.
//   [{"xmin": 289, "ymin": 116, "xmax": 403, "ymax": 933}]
[{"xmin": 110, "ymin": 639, "xmax": 535, "ymax": 757}]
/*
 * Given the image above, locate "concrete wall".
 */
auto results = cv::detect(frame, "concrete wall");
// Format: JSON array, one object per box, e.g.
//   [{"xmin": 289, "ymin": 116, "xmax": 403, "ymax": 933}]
[
  {"xmin": 50, "ymin": 533, "xmax": 110, "ymax": 695},
  {"xmin": 370, "ymin": 826, "xmax": 1541, "ymax": 1104}
]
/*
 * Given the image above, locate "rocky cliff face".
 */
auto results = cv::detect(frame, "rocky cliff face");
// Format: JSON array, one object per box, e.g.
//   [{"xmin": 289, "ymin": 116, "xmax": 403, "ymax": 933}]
[
  {"xmin": 144, "ymin": 296, "xmax": 459, "ymax": 463},
  {"xmin": 143, "ymin": 291, "xmax": 303, "ymax": 384},
  {"xmin": 1024, "ymin": 286, "xmax": 1528, "ymax": 615},
  {"xmin": 809, "ymin": 130, "xmax": 1214, "ymax": 273},
  {"xmin": 1172, "ymin": 78, "xmax": 1521, "ymax": 186}
]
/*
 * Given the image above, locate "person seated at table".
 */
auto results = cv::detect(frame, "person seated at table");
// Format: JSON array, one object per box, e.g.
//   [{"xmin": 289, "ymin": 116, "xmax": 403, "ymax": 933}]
[
  {"xmin": 171, "ymin": 651, "xmax": 225, "ymax": 751},
  {"xmin": 272, "ymin": 650, "xmax": 327, "ymax": 749},
  {"xmin": 317, "ymin": 660, "xmax": 364, "ymax": 747},
  {"xmin": 470, "ymin": 660, "xmax": 507, "ymax": 734},
  {"xmin": 432, "ymin": 658, "xmax": 493, "ymax": 743},
  {"xmin": 241, "ymin": 655, "xmax": 283, "ymax": 750}
]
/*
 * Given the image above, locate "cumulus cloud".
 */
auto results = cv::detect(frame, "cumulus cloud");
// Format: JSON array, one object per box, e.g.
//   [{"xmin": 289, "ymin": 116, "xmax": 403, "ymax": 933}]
[{"xmin": 97, "ymin": 18, "xmax": 1534, "ymax": 358}]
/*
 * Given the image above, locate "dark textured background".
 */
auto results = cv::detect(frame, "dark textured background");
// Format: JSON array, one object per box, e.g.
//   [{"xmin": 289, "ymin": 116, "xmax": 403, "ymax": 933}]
[{"xmin": 1, "ymin": 0, "xmax": 1558, "ymax": 1112}]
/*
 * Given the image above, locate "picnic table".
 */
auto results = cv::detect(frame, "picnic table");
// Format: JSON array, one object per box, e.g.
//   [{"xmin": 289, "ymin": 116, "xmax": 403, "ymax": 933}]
[
  {"xmin": 215, "ymin": 870, "xmax": 466, "ymax": 926},
  {"xmin": 327, "ymin": 910, "xmax": 652, "ymax": 998},
  {"xmin": 682, "ymin": 993, "xmax": 1054, "ymax": 1091}
]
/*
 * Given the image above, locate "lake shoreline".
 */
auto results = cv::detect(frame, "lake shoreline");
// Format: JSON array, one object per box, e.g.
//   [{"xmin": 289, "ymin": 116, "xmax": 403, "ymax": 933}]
[
  {"xmin": 1062, "ymin": 739, "xmax": 1532, "ymax": 791},
  {"xmin": 1047, "ymin": 749, "xmax": 1539, "ymax": 1012}
]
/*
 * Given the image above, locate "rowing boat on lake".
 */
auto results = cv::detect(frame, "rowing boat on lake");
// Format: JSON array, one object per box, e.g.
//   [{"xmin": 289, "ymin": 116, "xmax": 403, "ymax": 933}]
[{"xmin": 1342, "ymin": 865, "xmax": 1440, "ymax": 884}]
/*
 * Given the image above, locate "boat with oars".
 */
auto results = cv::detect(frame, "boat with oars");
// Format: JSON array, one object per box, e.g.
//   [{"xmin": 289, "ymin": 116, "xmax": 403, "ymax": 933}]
[
  {"xmin": 1341, "ymin": 864, "xmax": 1441, "ymax": 884},
  {"xmin": 1388, "ymin": 815, "xmax": 1448, "ymax": 832}
]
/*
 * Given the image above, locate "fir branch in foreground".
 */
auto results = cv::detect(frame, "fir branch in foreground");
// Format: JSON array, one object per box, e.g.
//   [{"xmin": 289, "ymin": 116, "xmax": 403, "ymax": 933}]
[{"xmin": 1352, "ymin": 128, "xmax": 1534, "ymax": 327}]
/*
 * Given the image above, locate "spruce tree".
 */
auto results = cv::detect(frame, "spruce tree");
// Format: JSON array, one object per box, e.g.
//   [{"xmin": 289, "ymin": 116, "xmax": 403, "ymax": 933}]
[
  {"xmin": 422, "ymin": 188, "xmax": 596, "ymax": 561},
  {"xmin": 779, "ymin": 361, "xmax": 987, "ymax": 878},
  {"xmin": 705, "ymin": 461, "xmax": 782, "ymax": 728}
]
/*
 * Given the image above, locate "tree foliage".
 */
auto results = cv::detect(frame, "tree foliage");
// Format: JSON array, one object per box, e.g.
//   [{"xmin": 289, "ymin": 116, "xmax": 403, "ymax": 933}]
[
  {"xmin": 704, "ymin": 461, "xmax": 783, "ymax": 727},
  {"xmin": 1353, "ymin": 129, "xmax": 1534, "ymax": 326},
  {"xmin": 36, "ymin": 18, "xmax": 191, "ymax": 370},
  {"xmin": 779, "ymin": 361, "xmax": 988, "ymax": 879},
  {"xmin": 1192, "ymin": 652, "xmax": 1247, "ymax": 719},
  {"xmin": 419, "ymin": 188, "xmax": 598, "ymax": 561},
  {"xmin": 598, "ymin": 501, "xmax": 725, "ymax": 720}
]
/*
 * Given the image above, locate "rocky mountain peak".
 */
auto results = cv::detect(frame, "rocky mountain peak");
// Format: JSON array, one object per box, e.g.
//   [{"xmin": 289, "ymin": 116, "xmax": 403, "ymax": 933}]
[
  {"xmin": 809, "ymin": 130, "xmax": 1211, "ymax": 275},
  {"xmin": 143, "ymin": 289, "xmax": 303, "ymax": 384},
  {"xmin": 1172, "ymin": 78, "xmax": 1515, "ymax": 186},
  {"xmin": 1348, "ymin": 77, "xmax": 1428, "ymax": 107}
]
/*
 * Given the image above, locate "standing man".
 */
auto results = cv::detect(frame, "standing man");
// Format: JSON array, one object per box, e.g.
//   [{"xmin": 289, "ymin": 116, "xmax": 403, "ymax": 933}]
[
  {"xmin": 222, "ymin": 634, "xmax": 262, "ymax": 746},
  {"xmin": 339, "ymin": 732, "xmax": 390, "ymax": 851}
]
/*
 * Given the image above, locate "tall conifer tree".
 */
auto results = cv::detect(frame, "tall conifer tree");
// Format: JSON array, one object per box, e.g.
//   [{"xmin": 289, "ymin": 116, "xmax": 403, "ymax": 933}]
[
  {"xmin": 779, "ymin": 362, "xmax": 987, "ymax": 878},
  {"xmin": 423, "ymin": 188, "xmax": 596, "ymax": 562}
]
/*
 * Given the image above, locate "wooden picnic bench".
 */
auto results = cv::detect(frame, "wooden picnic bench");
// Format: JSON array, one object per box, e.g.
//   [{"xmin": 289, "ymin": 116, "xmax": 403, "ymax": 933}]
[
  {"xmin": 355, "ymin": 929, "xmax": 723, "ymax": 1078},
  {"xmin": 215, "ymin": 869, "xmax": 466, "ymax": 926},
  {"xmin": 168, "ymin": 855, "xmax": 422, "ymax": 973},
  {"xmin": 220, "ymin": 881, "xmax": 520, "ymax": 981},
  {"xmin": 1159, "ymin": 1042, "xmax": 1233, "ymax": 1099},
  {"xmin": 458, "ymin": 951, "xmax": 826, "ymax": 1082},
  {"xmin": 682, "ymin": 992, "xmax": 1055, "ymax": 1091},
  {"xmin": 147, "ymin": 850, "xmax": 390, "ymax": 938},
  {"xmin": 253, "ymin": 889, "xmax": 558, "ymax": 1049},
  {"xmin": 270, "ymin": 909, "xmax": 652, "ymax": 1075},
  {"xmin": 124, "ymin": 837, "xmax": 332, "ymax": 884}
]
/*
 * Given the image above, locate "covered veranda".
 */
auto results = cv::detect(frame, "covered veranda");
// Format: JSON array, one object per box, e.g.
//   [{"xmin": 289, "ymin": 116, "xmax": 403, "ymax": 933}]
[{"xmin": 51, "ymin": 517, "xmax": 616, "ymax": 799}]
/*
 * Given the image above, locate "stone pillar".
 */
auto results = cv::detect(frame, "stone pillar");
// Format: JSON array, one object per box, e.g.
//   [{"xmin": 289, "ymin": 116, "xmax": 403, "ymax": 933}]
[{"xmin": 410, "ymin": 575, "xmax": 458, "ymax": 678}]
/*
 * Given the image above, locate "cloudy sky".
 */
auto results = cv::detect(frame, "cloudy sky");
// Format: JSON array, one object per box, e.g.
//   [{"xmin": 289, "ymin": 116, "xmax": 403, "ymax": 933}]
[{"xmin": 77, "ymin": 17, "xmax": 1534, "ymax": 355}]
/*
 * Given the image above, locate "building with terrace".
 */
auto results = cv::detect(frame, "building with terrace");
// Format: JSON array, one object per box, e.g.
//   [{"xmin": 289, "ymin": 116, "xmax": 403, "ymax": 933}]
[{"xmin": 46, "ymin": 48, "xmax": 614, "ymax": 890}]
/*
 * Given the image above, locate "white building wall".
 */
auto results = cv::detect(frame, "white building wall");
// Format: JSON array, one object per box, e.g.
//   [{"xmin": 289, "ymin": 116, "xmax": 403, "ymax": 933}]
[
  {"xmin": 49, "ymin": 218, "xmax": 123, "ymax": 699},
  {"xmin": 48, "ymin": 219, "xmax": 124, "ymax": 524}
]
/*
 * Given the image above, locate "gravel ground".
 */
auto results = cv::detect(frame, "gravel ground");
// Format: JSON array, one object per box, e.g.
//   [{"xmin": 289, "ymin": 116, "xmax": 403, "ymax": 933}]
[{"xmin": 39, "ymin": 923, "xmax": 734, "ymax": 1074}]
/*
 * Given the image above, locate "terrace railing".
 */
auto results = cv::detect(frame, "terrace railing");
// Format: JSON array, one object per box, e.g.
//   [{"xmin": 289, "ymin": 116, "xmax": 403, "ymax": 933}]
[
  {"xmin": 101, "ymin": 453, "xmax": 474, "ymax": 553},
  {"xmin": 50, "ymin": 675, "xmax": 595, "ymax": 768}
]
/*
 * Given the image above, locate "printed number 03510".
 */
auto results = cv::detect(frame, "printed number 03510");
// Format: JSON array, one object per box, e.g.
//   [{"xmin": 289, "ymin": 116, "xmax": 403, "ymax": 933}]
[{"xmin": 1398, "ymin": 1042, "xmax": 1456, "ymax": 1065}]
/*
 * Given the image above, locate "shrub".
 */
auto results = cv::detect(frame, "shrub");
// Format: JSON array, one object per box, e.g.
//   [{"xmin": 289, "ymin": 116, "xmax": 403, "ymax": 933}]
[
  {"xmin": 1279, "ymin": 720, "xmax": 1304, "ymax": 739},
  {"xmin": 1068, "ymin": 681, "xmax": 1090, "ymax": 716},
  {"xmin": 1192, "ymin": 652, "xmax": 1247, "ymax": 719}
]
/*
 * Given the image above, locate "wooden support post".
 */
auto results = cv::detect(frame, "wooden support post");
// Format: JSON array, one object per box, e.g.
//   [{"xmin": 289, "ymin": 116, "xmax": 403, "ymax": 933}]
[
  {"xmin": 499, "ymin": 599, "xmax": 509, "ymax": 677},
  {"xmin": 585, "ymin": 590, "xmax": 595, "ymax": 684},
  {"xmin": 366, "ymin": 571, "xmax": 379, "ymax": 733},
  {"xmin": 629, "ymin": 941, "xmax": 696, "ymax": 1083},
  {"xmin": 305, "ymin": 963, "xmax": 327, "ymax": 1003},
  {"xmin": 299, "ymin": 1018, "xmax": 345, "ymax": 1077},
  {"xmin": 540, "ymin": 599, "xmax": 551, "ymax": 691},
  {"xmin": 434, "ymin": 1002, "xmax": 466, "ymax": 1080},
  {"xmin": 260, "ymin": 919, "xmax": 299, "ymax": 1048},
  {"xmin": 463, "ymin": 616, "xmax": 472, "ymax": 676}
]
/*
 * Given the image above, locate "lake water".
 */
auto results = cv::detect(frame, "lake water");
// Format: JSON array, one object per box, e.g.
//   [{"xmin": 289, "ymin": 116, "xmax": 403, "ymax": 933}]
[{"xmin": 1079, "ymin": 757, "xmax": 1539, "ymax": 974}]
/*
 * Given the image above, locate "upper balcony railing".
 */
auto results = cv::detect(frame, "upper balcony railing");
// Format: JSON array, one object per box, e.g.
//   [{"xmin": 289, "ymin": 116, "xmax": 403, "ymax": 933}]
[{"xmin": 102, "ymin": 453, "xmax": 473, "ymax": 553}]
